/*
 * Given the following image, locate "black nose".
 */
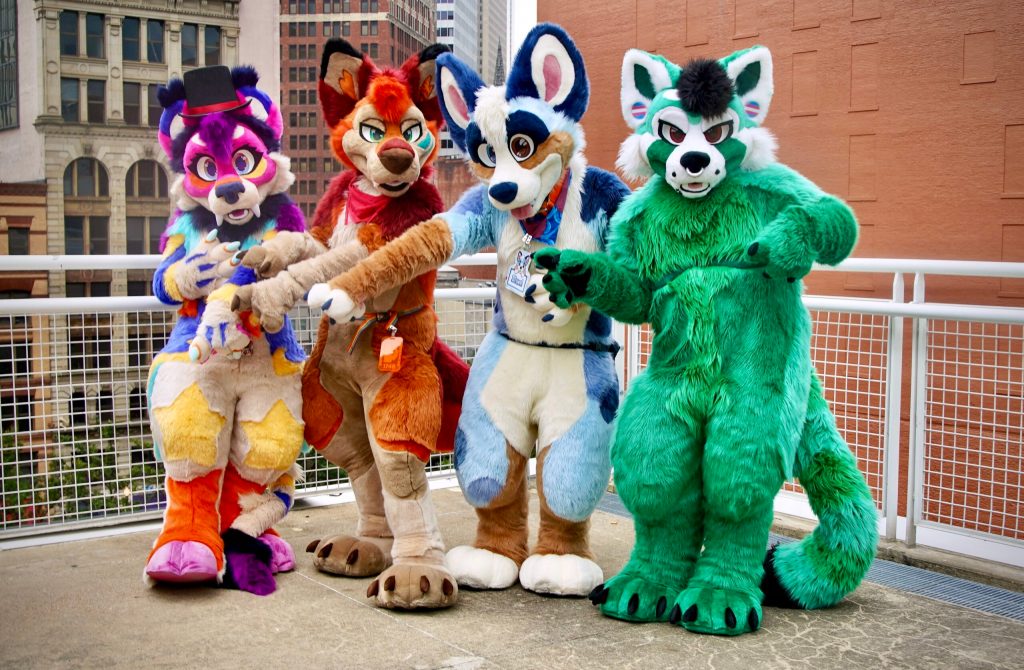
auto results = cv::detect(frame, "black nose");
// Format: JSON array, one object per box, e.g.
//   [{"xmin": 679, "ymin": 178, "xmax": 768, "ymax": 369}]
[
  {"xmin": 215, "ymin": 181, "xmax": 245, "ymax": 204},
  {"xmin": 489, "ymin": 181, "xmax": 518, "ymax": 204},
  {"xmin": 680, "ymin": 152, "xmax": 711, "ymax": 175}
]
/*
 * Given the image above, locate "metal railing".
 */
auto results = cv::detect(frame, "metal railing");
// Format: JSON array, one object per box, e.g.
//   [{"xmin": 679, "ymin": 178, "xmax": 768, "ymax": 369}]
[{"xmin": 1, "ymin": 255, "xmax": 1023, "ymax": 571}]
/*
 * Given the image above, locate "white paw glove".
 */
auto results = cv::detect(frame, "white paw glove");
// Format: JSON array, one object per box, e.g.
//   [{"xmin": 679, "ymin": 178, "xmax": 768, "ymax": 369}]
[
  {"xmin": 189, "ymin": 298, "xmax": 252, "ymax": 363},
  {"xmin": 306, "ymin": 283, "xmax": 366, "ymax": 323},
  {"xmin": 524, "ymin": 273, "xmax": 574, "ymax": 327},
  {"xmin": 175, "ymin": 229, "xmax": 245, "ymax": 300}
]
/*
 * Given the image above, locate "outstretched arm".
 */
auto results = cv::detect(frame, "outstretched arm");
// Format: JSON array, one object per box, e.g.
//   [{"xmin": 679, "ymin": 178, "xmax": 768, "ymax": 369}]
[{"xmin": 530, "ymin": 248, "xmax": 653, "ymax": 326}]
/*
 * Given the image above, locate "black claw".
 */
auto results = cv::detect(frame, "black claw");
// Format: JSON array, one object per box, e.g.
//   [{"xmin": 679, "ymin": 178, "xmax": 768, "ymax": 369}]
[
  {"xmin": 317, "ymin": 542, "xmax": 333, "ymax": 559},
  {"xmin": 762, "ymin": 271, "xmax": 771, "ymax": 279},
  {"xmin": 366, "ymin": 580, "xmax": 380, "ymax": 598},
  {"xmin": 524, "ymin": 293, "xmax": 536, "ymax": 304},
  {"xmin": 592, "ymin": 586, "xmax": 609, "ymax": 605},
  {"xmin": 682, "ymin": 604, "xmax": 698, "ymax": 623},
  {"xmin": 668, "ymin": 604, "xmax": 682, "ymax": 624},
  {"xmin": 535, "ymin": 253, "xmax": 560, "ymax": 270},
  {"xmin": 305, "ymin": 539, "xmax": 320, "ymax": 553},
  {"xmin": 588, "ymin": 583, "xmax": 605, "ymax": 603},
  {"xmin": 541, "ymin": 313, "xmax": 554, "ymax": 322},
  {"xmin": 627, "ymin": 593, "xmax": 639, "ymax": 615},
  {"xmin": 747, "ymin": 609, "xmax": 760, "ymax": 631},
  {"xmin": 383, "ymin": 575, "xmax": 396, "ymax": 592},
  {"xmin": 321, "ymin": 298, "xmax": 333, "ymax": 310},
  {"xmin": 787, "ymin": 276, "xmax": 795, "ymax": 283},
  {"xmin": 420, "ymin": 575, "xmax": 430, "ymax": 594},
  {"xmin": 725, "ymin": 607, "xmax": 737, "ymax": 629},
  {"xmin": 747, "ymin": 242, "xmax": 759, "ymax": 256},
  {"xmin": 524, "ymin": 284, "xmax": 536, "ymax": 298},
  {"xmin": 345, "ymin": 549, "xmax": 359, "ymax": 565},
  {"xmin": 542, "ymin": 274, "xmax": 553, "ymax": 285},
  {"xmin": 442, "ymin": 579, "xmax": 454, "ymax": 596},
  {"xmin": 656, "ymin": 596, "xmax": 667, "ymax": 618},
  {"xmin": 329, "ymin": 318, "xmax": 337, "ymax": 325}
]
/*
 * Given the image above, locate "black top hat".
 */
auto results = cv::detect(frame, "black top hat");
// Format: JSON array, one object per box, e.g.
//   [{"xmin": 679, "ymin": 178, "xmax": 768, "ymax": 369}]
[{"xmin": 181, "ymin": 66, "xmax": 249, "ymax": 117}]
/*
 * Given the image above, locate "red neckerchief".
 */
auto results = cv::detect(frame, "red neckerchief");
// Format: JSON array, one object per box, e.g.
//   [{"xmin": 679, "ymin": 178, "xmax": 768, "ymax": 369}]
[
  {"xmin": 519, "ymin": 169, "xmax": 570, "ymax": 244},
  {"xmin": 345, "ymin": 181, "xmax": 390, "ymax": 226}
]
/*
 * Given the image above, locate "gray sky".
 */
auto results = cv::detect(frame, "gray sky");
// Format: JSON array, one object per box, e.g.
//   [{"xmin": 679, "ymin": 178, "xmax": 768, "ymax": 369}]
[{"xmin": 509, "ymin": 0, "xmax": 537, "ymax": 54}]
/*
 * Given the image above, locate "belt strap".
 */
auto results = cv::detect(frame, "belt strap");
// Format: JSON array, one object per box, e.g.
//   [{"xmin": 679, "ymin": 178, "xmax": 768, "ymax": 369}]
[
  {"xmin": 496, "ymin": 330, "xmax": 620, "ymax": 358},
  {"xmin": 345, "ymin": 305, "xmax": 425, "ymax": 354}
]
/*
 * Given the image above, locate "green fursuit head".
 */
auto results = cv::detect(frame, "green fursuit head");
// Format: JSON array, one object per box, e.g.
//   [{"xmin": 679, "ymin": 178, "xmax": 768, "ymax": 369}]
[{"xmin": 530, "ymin": 46, "xmax": 878, "ymax": 636}]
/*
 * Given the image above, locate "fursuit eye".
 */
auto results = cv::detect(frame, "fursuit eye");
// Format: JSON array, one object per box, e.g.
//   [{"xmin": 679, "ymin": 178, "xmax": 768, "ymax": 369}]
[
  {"xmin": 359, "ymin": 122, "xmax": 385, "ymax": 143},
  {"xmin": 402, "ymin": 122, "xmax": 423, "ymax": 143},
  {"xmin": 232, "ymin": 149, "xmax": 259, "ymax": 175},
  {"xmin": 195, "ymin": 156, "xmax": 217, "ymax": 181},
  {"xmin": 509, "ymin": 134, "xmax": 535, "ymax": 162},
  {"xmin": 476, "ymin": 143, "xmax": 496, "ymax": 168},
  {"xmin": 703, "ymin": 121, "xmax": 733, "ymax": 145},
  {"xmin": 658, "ymin": 120, "xmax": 686, "ymax": 145}
]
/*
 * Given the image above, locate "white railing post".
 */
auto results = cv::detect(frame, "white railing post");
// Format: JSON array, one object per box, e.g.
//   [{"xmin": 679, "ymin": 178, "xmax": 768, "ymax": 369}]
[
  {"xmin": 882, "ymin": 272, "xmax": 905, "ymax": 541},
  {"xmin": 905, "ymin": 272, "xmax": 929, "ymax": 547}
]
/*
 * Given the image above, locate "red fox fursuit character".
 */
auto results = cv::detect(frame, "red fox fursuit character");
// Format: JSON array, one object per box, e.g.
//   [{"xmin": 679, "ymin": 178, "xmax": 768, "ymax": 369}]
[
  {"xmin": 232, "ymin": 40, "xmax": 468, "ymax": 609},
  {"xmin": 146, "ymin": 65, "xmax": 305, "ymax": 595}
]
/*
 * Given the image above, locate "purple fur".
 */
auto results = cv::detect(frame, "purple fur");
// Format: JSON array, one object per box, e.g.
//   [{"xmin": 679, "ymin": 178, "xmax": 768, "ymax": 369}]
[
  {"xmin": 275, "ymin": 201, "xmax": 307, "ymax": 233},
  {"xmin": 224, "ymin": 552, "xmax": 277, "ymax": 596},
  {"xmin": 197, "ymin": 114, "xmax": 238, "ymax": 162}
]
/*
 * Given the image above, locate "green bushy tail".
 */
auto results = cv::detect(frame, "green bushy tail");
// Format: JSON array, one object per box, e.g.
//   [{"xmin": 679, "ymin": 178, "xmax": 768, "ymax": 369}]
[{"xmin": 761, "ymin": 371, "xmax": 878, "ymax": 609}]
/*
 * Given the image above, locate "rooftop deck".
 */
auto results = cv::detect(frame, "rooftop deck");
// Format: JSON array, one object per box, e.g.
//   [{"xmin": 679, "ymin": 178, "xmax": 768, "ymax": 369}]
[{"xmin": 2, "ymin": 489, "xmax": 1021, "ymax": 670}]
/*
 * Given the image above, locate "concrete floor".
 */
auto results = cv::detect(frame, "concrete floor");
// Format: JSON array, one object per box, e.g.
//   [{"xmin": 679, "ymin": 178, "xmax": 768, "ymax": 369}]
[{"xmin": 1, "ymin": 489, "xmax": 1022, "ymax": 670}]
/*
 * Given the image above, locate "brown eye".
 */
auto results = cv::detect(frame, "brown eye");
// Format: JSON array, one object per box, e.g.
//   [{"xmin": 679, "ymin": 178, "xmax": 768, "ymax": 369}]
[
  {"xmin": 658, "ymin": 120, "xmax": 686, "ymax": 145},
  {"xmin": 703, "ymin": 121, "xmax": 733, "ymax": 145},
  {"xmin": 509, "ymin": 134, "xmax": 535, "ymax": 161}
]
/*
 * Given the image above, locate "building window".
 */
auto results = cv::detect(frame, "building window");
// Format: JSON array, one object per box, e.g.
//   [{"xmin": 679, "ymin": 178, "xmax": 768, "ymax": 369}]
[
  {"xmin": 0, "ymin": 0, "xmax": 17, "ymax": 130},
  {"xmin": 126, "ymin": 160, "xmax": 168, "ymax": 199},
  {"xmin": 147, "ymin": 20, "xmax": 164, "ymax": 63},
  {"xmin": 126, "ymin": 217, "xmax": 165, "ymax": 255},
  {"xmin": 61, "ymin": 77, "xmax": 79, "ymax": 122},
  {"xmin": 122, "ymin": 17, "xmax": 140, "ymax": 61},
  {"xmin": 201, "ymin": 25, "xmax": 220, "ymax": 65},
  {"xmin": 63, "ymin": 158, "xmax": 111, "ymax": 255},
  {"xmin": 343, "ymin": 21, "xmax": 350, "ymax": 36},
  {"xmin": 59, "ymin": 11, "xmax": 78, "ymax": 56},
  {"xmin": 181, "ymin": 23, "xmax": 197, "ymax": 66},
  {"xmin": 123, "ymin": 82, "xmax": 140, "ymax": 125},
  {"xmin": 127, "ymin": 281, "xmax": 149, "ymax": 297},
  {"xmin": 147, "ymin": 84, "xmax": 161, "ymax": 127},
  {"xmin": 64, "ymin": 158, "xmax": 108, "ymax": 198},
  {"xmin": 127, "ymin": 160, "xmax": 169, "ymax": 255},
  {"xmin": 85, "ymin": 13, "xmax": 104, "ymax": 59},
  {"xmin": 288, "ymin": 22, "xmax": 296, "ymax": 37},
  {"xmin": 86, "ymin": 79, "xmax": 104, "ymax": 123},
  {"xmin": 64, "ymin": 215, "xmax": 108, "ymax": 255},
  {"xmin": 6, "ymin": 225, "xmax": 29, "ymax": 255}
]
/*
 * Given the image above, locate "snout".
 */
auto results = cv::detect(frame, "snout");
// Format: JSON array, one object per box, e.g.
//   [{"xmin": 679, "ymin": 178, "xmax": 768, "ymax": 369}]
[
  {"xmin": 489, "ymin": 181, "xmax": 518, "ymax": 205},
  {"xmin": 214, "ymin": 180, "xmax": 246, "ymax": 204},
  {"xmin": 378, "ymin": 138, "xmax": 415, "ymax": 175},
  {"xmin": 680, "ymin": 151, "xmax": 711, "ymax": 176}
]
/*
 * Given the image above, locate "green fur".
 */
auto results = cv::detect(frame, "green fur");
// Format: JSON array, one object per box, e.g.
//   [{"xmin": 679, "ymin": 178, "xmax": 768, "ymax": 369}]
[{"xmin": 539, "ymin": 47, "xmax": 877, "ymax": 636}]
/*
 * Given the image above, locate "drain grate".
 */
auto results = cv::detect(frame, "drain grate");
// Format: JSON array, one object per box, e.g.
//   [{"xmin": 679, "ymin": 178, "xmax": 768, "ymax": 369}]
[{"xmin": 598, "ymin": 492, "xmax": 1024, "ymax": 622}]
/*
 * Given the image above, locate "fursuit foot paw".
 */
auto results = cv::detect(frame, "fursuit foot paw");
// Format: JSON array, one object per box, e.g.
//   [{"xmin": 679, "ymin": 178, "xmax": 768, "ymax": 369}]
[
  {"xmin": 590, "ymin": 571, "xmax": 682, "ymax": 623},
  {"xmin": 444, "ymin": 545, "xmax": 519, "ymax": 590},
  {"xmin": 519, "ymin": 553, "xmax": 603, "ymax": 596},
  {"xmin": 145, "ymin": 540, "xmax": 219, "ymax": 584},
  {"xmin": 259, "ymin": 533, "xmax": 295, "ymax": 574},
  {"xmin": 365, "ymin": 563, "xmax": 458, "ymax": 610},
  {"xmin": 671, "ymin": 585, "xmax": 762, "ymax": 636},
  {"xmin": 306, "ymin": 535, "xmax": 393, "ymax": 577}
]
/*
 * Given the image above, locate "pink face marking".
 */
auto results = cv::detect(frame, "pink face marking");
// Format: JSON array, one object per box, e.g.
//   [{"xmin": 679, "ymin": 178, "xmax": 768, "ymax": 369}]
[{"xmin": 182, "ymin": 121, "xmax": 277, "ymax": 199}]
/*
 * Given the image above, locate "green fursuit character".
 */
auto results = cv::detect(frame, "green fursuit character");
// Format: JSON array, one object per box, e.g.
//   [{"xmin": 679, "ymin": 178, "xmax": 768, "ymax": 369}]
[{"xmin": 528, "ymin": 46, "xmax": 878, "ymax": 636}]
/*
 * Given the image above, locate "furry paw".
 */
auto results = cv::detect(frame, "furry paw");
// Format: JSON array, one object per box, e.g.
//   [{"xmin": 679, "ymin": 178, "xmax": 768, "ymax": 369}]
[
  {"xmin": 190, "ymin": 299, "xmax": 251, "ymax": 363},
  {"xmin": 307, "ymin": 283, "xmax": 365, "ymax": 323},
  {"xmin": 671, "ymin": 585, "xmax": 762, "ymax": 636},
  {"xmin": 366, "ymin": 562, "xmax": 458, "ymax": 609},
  {"xmin": 444, "ymin": 545, "xmax": 519, "ymax": 589},
  {"xmin": 747, "ymin": 219, "xmax": 816, "ymax": 282},
  {"xmin": 176, "ymin": 230, "xmax": 245, "ymax": 299},
  {"xmin": 259, "ymin": 533, "xmax": 296, "ymax": 573},
  {"xmin": 145, "ymin": 540, "xmax": 219, "ymax": 584},
  {"xmin": 590, "ymin": 570, "xmax": 682, "ymax": 622},
  {"xmin": 531, "ymin": 248, "xmax": 593, "ymax": 309},
  {"xmin": 221, "ymin": 528, "xmax": 276, "ymax": 596},
  {"xmin": 519, "ymin": 553, "xmax": 603, "ymax": 596},
  {"xmin": 306, "ymin": 535, "xmax": 393, "ymax": 577},
  {"xmin": 242, "ymin": 231, "xmax": 309, "ymax": 278},
  {"xmin": 524, "ymin": 277, "xmax": 574, "ymax": 327},
  {"xmin": 230, "ymin": 272, "xmax": 304, "ymax": 334}
]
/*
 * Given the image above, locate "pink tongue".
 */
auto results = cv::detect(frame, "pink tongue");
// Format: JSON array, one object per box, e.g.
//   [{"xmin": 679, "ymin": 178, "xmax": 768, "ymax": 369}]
[
  {"xmin": 231, "ymin": 209, "xmax": 246, "ymax": 217},
  {"xmin": 688, "ymin": 183, "xmax": 703, "ymax": 190},
  {"xmin": 512, "ymin": 205, "xmax": 533, "ymax": 219}
]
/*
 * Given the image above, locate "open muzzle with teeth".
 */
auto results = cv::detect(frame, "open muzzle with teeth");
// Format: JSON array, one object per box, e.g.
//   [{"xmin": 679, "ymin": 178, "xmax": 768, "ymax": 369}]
[{"xmin": 208, "ymin": 177, "xmax": 264, "ymax": 226}]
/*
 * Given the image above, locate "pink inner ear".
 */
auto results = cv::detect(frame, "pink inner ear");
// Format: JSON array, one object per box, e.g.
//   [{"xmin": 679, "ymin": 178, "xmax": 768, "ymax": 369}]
[
  {"xmin": 543, "ymin": 54, "xmax": 562, "ymax": 101},
  {"xmin": 447, "ymin": 84, "xmax": 469, "ymax": 121}
]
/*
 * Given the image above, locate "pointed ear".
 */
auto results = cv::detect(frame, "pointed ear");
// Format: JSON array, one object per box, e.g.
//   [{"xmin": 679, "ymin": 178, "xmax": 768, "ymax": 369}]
[
  {"xmin": 402, "ymin": 43, "xmax": 450, "ymax": 125},
  {"xmin": 231, "ymin": 67, "xmax": 283, "ymax": 139},
  {"xmin": 723, "ymin": 46, "xmax": 773, "ymax": 125},
  {"xmin": 437, "ymin": 52, "xmax": 484, "ymax": 152},
  {"xmin": 156, "ymin": 79, "xmax": 187, "ymax": 159},
  {"xmin": 620, "ymin": 50, "xmax": 677, "ymax": 129},
  {"xmin": 505, "ymin": 23, "xmax": 588, "ymax": 121},
  {"xmin": 319, "ymin": 39, "xmax": 368, "ymax": 128}
]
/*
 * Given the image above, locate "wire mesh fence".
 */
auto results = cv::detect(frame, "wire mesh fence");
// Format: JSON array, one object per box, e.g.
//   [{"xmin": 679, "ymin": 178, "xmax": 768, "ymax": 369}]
[
  {"xmin": 626, "ymin": 310, "xmax": 890, "ymax": 509},
  {"xmin": 0, "ymin": 294, "xmax": 493, "ymax": 536},
  {"xmin": 921, "ymin": 320, "xmax": 1023, "ymax": 541}
]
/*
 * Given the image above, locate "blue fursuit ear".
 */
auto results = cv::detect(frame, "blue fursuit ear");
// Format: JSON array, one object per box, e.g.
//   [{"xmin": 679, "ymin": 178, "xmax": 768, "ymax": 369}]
[
  {"xmin": 436, "ymin": 52, "xmax": 486, "ymax": 153},
  {"xmin": 504, "ymin": 23, "xmax": 588, "ymax": 122}
]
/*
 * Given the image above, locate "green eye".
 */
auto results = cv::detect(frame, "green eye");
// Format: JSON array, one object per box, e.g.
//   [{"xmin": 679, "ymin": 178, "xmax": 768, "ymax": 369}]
[
  {"xmin": 402, "ymin": 122, "xmax": 423, "ymax": 143},
  {"xmin": 359, "ymin": 122, "xmax": 385, "ymax": 143}
]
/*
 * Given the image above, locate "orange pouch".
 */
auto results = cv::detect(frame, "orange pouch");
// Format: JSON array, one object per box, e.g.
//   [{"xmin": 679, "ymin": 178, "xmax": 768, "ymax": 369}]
[{"xmin": 378, "ymin": 336, "xmax": 403, "ymax": 372}]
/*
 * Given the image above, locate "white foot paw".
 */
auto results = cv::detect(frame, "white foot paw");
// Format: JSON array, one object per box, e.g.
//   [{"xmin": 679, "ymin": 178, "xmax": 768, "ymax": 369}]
[
  {"xmin": 519, "ymin": 553, "xmax": 604, "ymax": 596},
  {"xmin": 444, "ymin": 545, "xmax": 519, "ymax": 590},
  {"xmin": 306, "ymin": 283, "xmax": 365, "ymax": 323}
]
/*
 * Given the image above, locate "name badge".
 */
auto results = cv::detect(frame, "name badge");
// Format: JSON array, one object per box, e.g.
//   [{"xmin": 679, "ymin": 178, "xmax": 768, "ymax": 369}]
[{"xmin": 505, "ymin": 248, "xmax": 532, "ymax": 297}]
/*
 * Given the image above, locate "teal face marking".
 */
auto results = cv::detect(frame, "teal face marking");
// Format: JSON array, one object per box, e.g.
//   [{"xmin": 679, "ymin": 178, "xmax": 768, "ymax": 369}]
[{"xmin": 417, "ymin": 132, "xmax": 434, "ymax": 152}]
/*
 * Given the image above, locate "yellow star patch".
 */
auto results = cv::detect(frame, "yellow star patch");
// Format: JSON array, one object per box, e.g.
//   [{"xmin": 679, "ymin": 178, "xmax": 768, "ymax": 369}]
[
  {"xmin": 241, "ymin": 400, "xmax": 303, "ymax": 471},
  {"xmin": 152, "ymin": 383, "xmax": 225, "ymax": 467}
]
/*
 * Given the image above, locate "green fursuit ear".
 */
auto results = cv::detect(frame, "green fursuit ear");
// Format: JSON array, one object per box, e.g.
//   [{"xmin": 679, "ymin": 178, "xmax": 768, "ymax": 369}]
[
  {"xmin": 720, "ymin": 45, "xmax": 774, "ymax": 126},
  {"xmin": 620, "ymin": 49, "xmax": 681, "ymax": 129}
]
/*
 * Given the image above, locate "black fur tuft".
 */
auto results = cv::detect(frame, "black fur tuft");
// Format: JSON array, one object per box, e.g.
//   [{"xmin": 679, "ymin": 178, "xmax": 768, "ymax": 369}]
[
  {"xmin": 677, "ymin": 58, "xmax": 734, "ymax": 119},
  {"xmin": 418, "ymin": 43, "xmax": 451, "ymax": 64},
  {"xmin": 231, "ymin": 65, "xmax": 260, "ymax": 89},
  {"xmin": 320, "ymin": 38, "xmax": 363, "ymax": 80},
  {"xmin": 157, "ymin": 78, "xmax": 186, "ymax": 108},
  {"xmin": 760, "ymin": 543, "xmax": 802, "ymax": 609}
]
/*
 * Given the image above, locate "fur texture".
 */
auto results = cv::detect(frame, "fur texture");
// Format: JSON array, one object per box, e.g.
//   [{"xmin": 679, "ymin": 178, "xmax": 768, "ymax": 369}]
[{"xmin": 535, "ymin": 45, "xmax": 877, "ymax": 635}]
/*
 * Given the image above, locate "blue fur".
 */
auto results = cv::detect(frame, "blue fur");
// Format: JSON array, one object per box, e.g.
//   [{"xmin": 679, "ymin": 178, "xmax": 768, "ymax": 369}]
[
  {"xmin": 153, "ymin": 244, "xmax": 186, "ymax": 305},
  {"xmin": 580, "ymin": 167, "xmax": 631, "ymax": 244},
  {"xmin": 453, "ymin": 331, "xmax": 510, "ymax": 508},
  {"xmin": 584, "ymin": 349, "xmax": 619, "ymax": 424},
  {"xmin": 265, "ymin": 317, "xmax": 307, "ymax": 363},
  {"xmin": 504, "ymin": 23, "xmax": 589, "ymax": 122},
  {"xmin": 492, "ymin": 292, "xmax": 507, "ymax": 333},
  {"xmin": 161, "ymin": 314, "xmax": 200, "ymax": 354},
  {"xmin": 274, "ymin": 490, "xmax": 292, "ymax": 511},
  {"xmin": 506, "ymin": 110, "xmax": 550, "ymax": 147},
  {"xmin": 443, "ymin": 185, "xmax": 502, "ymax": 259},
  {"xmin": 435, "ymin": 52, "xmax": 485, "ymax": 152},
  {"xmin": 541, "ymin": 397, "xmax": 613, "ymax": 521}
]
